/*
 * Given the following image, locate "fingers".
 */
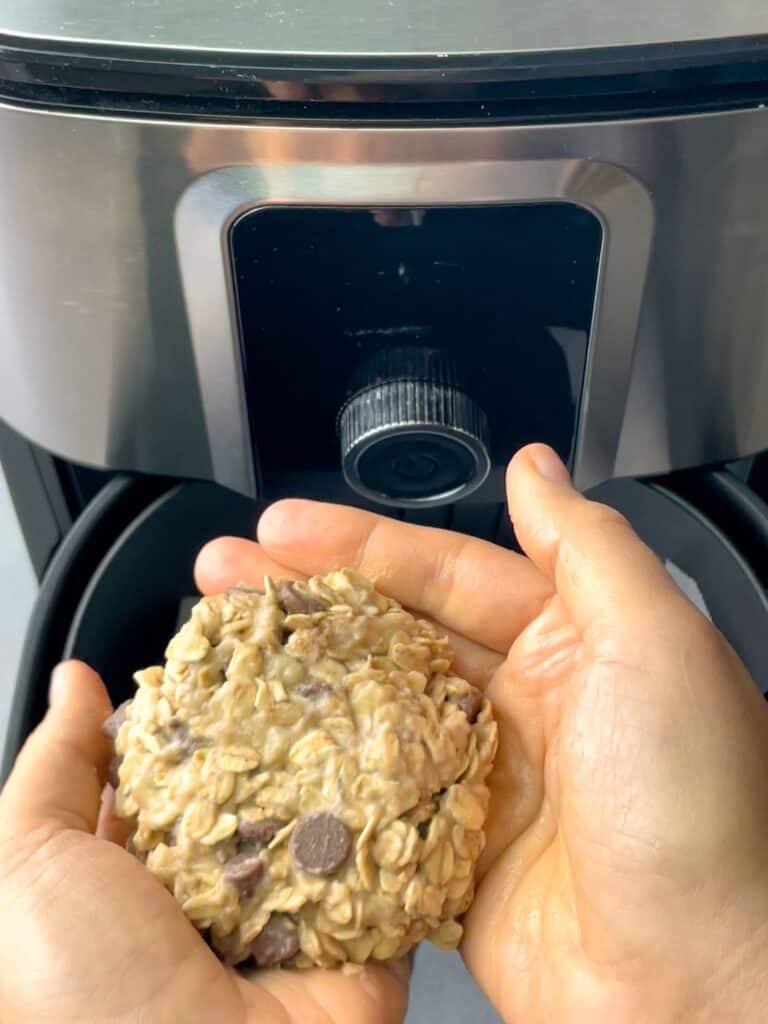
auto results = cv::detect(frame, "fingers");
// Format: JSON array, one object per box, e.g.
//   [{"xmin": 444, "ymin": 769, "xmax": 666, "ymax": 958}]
[
  {"xmin": 96, "ymin": 784, "xmax": 133, "ymax": 846},
  {"xmin": 238, "ymin": 958, "xmax": 410, "ymax": 1024},
  {"xmin": 194, "ymin": 537, "xmax": 301, "ymax": 594},
  {"xmin": 506, "ymin": 445, "xmax": 695, "ymax": 636},
  {"xmin": 0, "ymin": 661, "xmax": 112, "ymax": 838},
  {"xmin": 195, "ymin": 536, "xmax": 504, "ymax": 685},
  {"xmin": 252, "ymin": 500, "xmax": 552, "ymax": 653}
]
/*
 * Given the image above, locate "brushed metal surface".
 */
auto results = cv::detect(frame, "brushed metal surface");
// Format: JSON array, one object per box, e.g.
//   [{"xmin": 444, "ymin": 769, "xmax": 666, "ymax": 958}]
[
  {"xmin": 0, "ymin": 0, "xmax": 766, "ymax": 61},
  {"xmin": 176, "ymin": 158, "xmax": 650, "ymax": 495},
  {"xmin": 1, "ymin": 102, "xmax": 768, "ymax": 494}
]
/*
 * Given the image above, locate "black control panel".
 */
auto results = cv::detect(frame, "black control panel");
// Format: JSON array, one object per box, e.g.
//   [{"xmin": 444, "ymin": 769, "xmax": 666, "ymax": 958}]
[{"xmin": 230, "ymin": 203, "xmax": 601, "ymax": 525}]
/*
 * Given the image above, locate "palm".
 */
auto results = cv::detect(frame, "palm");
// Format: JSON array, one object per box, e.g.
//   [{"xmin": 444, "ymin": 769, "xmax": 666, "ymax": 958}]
[
  {"xmin": 0, "ymin": 806, "xmax": 407, "ymax": 1024},
  {"xmin": 464, "ymin": 576, "xmax": 768, "ymax": 1023},
  {"xmin": 462, "ymin": 592, "xmax": 620, "ymax": 1023},
  {"xmin": 1, "ymin": 828, "xmax": 237, "ymax": 1021}
]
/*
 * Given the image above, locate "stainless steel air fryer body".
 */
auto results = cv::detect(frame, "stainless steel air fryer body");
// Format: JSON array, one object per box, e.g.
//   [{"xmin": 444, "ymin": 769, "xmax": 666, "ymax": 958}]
[{"xmin": 1, "ymin": 3, "xmax": 768, "ymax": 510}]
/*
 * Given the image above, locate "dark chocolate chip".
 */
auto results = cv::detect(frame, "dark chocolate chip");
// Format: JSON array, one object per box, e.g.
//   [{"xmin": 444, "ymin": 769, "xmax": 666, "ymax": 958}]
[
  {"xmin": 166, "ymin": 718, "xmax": 207, "ymax": 759},
  {"xmin": 277, "ymin": 581, "xmax": 327, "ymax": 615},
  {"xmin": 290, "ymin": 812, "xmax": 352, "ymax": 876},
  {"xmin": 223, "ymin": 850, "xmax": 265, "ymax": 894},
  {"xmin": 237, "ymin": 817, "xmax": 281, "ymax": 851},
  {"xmin": 167, "ymin": 718, "xmax": 190, "ymax": 744},
  {"xmin": 294, "ymin": 680, "xmax": 333, "ymax": 699},
  {"xmin": 417, "ymin": 819, "xmax": 431, "ymax": 840},
  {"xmin": 107, "ymin": 754, "xmax": 123, "ymax": 789},
  {"xmin": 166, "ymin": 719, "xmax": 192, "ymax": 762},
  {"xmin": 453, "ymin": 687, "xmax": 484, "ymax": 723},
  {"xmin": 250, "ymin": 914, "xmax": 300, "ymax": 968},
  {"xmin": 102, "ymin": 701, "xmax": 131, "ymax": 742}
]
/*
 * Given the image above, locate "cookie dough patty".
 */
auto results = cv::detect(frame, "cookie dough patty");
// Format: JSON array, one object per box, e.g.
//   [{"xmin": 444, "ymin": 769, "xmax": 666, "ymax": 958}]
[{"xmin": 105, "ymin": 569, "xmax": 498, "ymax": 968}]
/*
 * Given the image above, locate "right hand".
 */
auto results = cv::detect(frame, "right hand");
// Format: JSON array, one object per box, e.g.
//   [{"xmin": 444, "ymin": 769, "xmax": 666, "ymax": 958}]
[
  {"xmin": 197, "ymin": 443, "xmax": 768, "ymax": 1022},
  {"xmin": 465, "ymin": 446, "xmax": 768, "ymax": 1023}
]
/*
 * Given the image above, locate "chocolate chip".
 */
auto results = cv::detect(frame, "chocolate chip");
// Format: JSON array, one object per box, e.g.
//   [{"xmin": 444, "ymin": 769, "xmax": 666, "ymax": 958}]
[
  {"xmin": 277, "ymin": 581, "xmax": 327, "ymax": 615},
  {"xmin": 165, "ymin": 720, "xmax": 191, "ymax": 762},
  {"xmin": 102, "ymin": 701, "xmax": 131, "ymax": 742},
  {"xmin": 294, "ymin": 680, "xmax": 333, "ymax": 699},
  {"xmin": 237, "ymin": 817, "xmax": 281, "ymax": 851},
  {"xmin": 107, "ymin": 754, "xmax": 123, "ymax": 789},
  {"xmin": 167, "ymin": 718, "xmax": 190, "ymax": 744},
  {"xmin": 223, "ymin": 850, "xmax": 265, "ymax": 894},
  {"xmin": 166, "ymin": 718, "xmax": 207, "ymax": 759},
  {"xmin": 250, "ymin": 914, "xmax": 300, "ymax": 968},
  {"xmin": 290, "ymin": 812, "xmax": 352, "ymax": 876},
  {"xmin": 453, "ymin": 687, "xmax": 483, "ymax": 723},
  {"xmin": 417, "ymin": 819, "xmax": 431, "ymax": 840}
]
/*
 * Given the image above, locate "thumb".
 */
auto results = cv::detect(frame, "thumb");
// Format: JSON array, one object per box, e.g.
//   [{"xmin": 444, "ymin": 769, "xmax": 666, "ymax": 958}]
[
  {"xmin": 0, "ymin": 661, "xmax": 113, "ymax": 838},
  {"xmin": 506, "ymin": 444, "xmax": 694, "ymax": 635}
]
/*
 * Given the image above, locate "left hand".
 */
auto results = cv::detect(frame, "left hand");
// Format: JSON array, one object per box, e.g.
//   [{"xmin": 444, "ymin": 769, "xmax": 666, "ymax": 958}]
[{"xmin": 0, "ymin": 662, "xmax": 409, "ymax": 1024}]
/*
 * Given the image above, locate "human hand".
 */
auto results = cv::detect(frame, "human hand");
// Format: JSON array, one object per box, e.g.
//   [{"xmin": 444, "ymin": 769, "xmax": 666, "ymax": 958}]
[
  {"xmin": 196, "ymin": 444, "xmax": 768, "ymax": 1023},
  {"xmin": 0, "ymin": 663, "xmax": 409, "ymax": 1023}
]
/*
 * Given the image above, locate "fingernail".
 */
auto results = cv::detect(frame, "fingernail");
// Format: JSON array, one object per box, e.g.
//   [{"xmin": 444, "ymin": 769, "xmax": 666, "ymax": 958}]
[
  {"xmin": 529, "ymin": 445, "xmax": 571, "ymax": 486},
  {"xmin": 257, "ymin": 500, "xmax": 295, "ymax": 544},
  {"xmin": 48, "ymin": 663, "xmax": 68, "ymax": 707}
]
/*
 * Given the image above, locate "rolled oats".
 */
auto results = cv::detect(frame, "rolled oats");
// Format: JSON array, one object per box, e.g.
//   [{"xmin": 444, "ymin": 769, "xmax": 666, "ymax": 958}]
[{"xmin": 110, "ymin": 569, "xmax": 497, "ymax": 968}]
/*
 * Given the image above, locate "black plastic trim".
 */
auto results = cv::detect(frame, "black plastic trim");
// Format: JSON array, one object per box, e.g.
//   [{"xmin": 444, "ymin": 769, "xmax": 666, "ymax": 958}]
[
  {"xmin": 1, "ymin": 37, "xmax": 768, "ymax": 122},
  {"xmin": 0, "ymin": 420, "xmax": 72, "ymax": 579},
  {"xmin": 660, "ymin": 468, "xmax": 768, "ymax": 592},
  {"xmin": 747, "ymin": 451, "xmax": 768, "ymax": 503},
  {"xmin": 1, "ymin": 474, "xmax": 172, "ymax": 784}
]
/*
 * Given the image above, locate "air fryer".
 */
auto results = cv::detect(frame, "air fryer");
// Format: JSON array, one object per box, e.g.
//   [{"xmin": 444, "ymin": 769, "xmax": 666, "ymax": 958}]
[{"xmin": 2, "ymin": 3, "xmax": 768, "ymax": 1022}]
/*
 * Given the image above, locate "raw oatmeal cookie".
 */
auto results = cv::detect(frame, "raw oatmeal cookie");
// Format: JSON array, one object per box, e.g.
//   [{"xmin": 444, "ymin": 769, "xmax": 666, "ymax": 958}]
[{"xmin": 104, "ymin": 569, "xmax": 498, "ymax": 968}]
